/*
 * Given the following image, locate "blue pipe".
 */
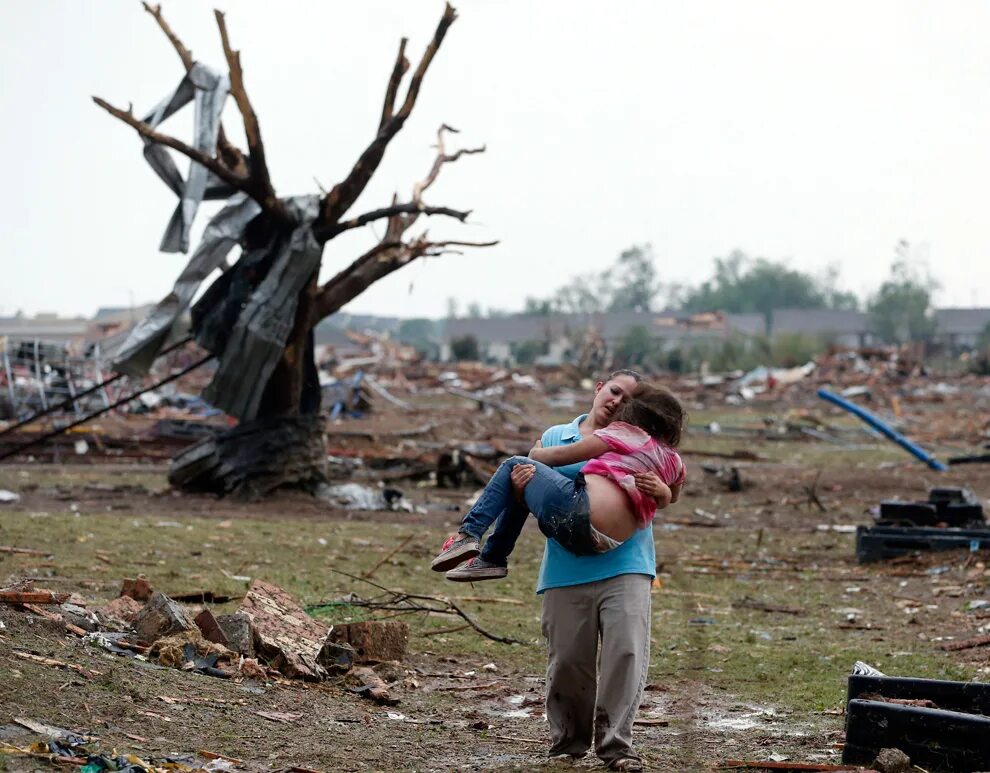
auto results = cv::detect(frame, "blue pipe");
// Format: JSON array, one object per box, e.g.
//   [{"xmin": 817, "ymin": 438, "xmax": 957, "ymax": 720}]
[{"xmin": 817, "ymin": 388, "xmax": 948, "ymax": 471}]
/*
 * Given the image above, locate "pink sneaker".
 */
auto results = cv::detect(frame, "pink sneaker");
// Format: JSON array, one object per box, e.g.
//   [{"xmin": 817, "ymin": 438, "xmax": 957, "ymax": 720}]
[{"xmin": 430, "ymin": 533, "xmax": 480, "ymax": 572}]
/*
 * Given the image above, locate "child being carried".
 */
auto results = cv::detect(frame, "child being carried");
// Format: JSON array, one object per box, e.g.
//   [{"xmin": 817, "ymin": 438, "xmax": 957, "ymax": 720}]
[{"xmin": 431, "ymin": 382, "xmax": 686, "ymax": 581}]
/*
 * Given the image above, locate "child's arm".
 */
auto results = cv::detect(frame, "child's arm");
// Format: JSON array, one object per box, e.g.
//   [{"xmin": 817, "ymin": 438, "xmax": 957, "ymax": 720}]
[
  {"xmin": 634, "ymin": 473, "xmax": 673, "ymax": 508},
  {"xmin": 529, "ymin": 435, "xmax": 610, "ymax": 467},
  {"xmin": 668, "ymin": 483, "xmax": 682, "ymax": 503}
]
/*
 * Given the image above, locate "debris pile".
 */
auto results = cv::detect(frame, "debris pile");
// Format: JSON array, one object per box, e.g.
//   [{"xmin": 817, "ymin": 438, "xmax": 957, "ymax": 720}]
[
  {"xmin": 0, "ymin": 575, "xmax": 408, "ymax": 690},
  {"xmin": 857, "ymin": 487, "xmax": 990, "ymax": 563}
]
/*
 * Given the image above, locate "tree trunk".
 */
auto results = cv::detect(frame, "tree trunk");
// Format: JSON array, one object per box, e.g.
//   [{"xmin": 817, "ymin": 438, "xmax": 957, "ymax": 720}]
[{"xmin": 169, "ymin": 413, "xmax": 327, "ymax": 500}]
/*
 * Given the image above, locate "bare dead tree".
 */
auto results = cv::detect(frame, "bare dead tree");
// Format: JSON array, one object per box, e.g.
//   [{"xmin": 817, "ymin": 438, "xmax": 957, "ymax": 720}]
[{"xmin": 93, "ymin": 4, "xmax": 494, "ymax": 497}]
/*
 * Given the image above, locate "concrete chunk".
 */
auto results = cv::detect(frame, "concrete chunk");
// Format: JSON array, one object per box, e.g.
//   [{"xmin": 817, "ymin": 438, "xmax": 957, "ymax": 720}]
[
  {"xmin": 216, "ymin": 613, "xmax": 254, "ymax": 658},
  {"xmin": 317, "ymin": 636, "xmax": 355, "ymax": 673},
  {"xmin": 239, "ymin": 580, "xmax": 327, "ymax": 680},
  {"xmin": 131, "ymin": 591, "xmax": 194, "ymax": 643}
]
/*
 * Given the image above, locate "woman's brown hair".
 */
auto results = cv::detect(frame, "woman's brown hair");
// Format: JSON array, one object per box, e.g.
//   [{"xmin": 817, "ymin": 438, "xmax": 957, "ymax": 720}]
[{"xmin": 614, "ymin": 383, "xmax": 686, "ymax": 447}]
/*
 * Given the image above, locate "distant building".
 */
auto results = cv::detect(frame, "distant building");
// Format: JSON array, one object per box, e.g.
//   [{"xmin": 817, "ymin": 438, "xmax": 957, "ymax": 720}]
[
  {"xmin": 770, "ymin": 309, "xmax": 874, "ymax": 348},
  {"xmin": 440, "ymin": 311, "xmax": 767, "ymax": 365},
  {"xmin": 0, "ymin": 312, "xmax": 89, "ymax": 346},
  {"xmin": 934, "ymin": 308, "xmax": 990, "ymax": 349}
]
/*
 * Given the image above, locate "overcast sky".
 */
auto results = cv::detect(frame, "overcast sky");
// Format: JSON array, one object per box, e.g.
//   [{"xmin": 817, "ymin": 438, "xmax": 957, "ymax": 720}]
[{"xmin": 3, "ymin": 0, "xmax": 990, "ymax": 320}]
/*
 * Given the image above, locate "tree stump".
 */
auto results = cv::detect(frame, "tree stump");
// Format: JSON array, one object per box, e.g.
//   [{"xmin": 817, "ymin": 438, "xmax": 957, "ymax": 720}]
[{"xmin": 169, "ymin": 414, "xmax": 327, "ymax": 500}]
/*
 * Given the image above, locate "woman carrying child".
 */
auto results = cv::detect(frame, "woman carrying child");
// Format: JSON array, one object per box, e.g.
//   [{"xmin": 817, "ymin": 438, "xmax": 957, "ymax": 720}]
[
  {"xmin": 431, "ymin": 382, "xmax": 685, "ymax": 572},
  {"xmin": 431, "ymin": 372, "xmax": 686, "ymax": 771}
]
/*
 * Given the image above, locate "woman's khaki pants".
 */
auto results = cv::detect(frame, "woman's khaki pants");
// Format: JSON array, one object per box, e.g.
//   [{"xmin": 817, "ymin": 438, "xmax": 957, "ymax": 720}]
[{"xmin": 541, "ymin": 573, "xmax": 652, "ymax": 764}]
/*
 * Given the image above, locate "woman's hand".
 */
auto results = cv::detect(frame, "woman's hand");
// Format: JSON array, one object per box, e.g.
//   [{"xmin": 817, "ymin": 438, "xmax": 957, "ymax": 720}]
[
  {"xmin": 634, "ymin": 472, "xmax": 672, "ymax": 508},
  {"xmin": 511, "ymin": 463, "xmax": 536, "ymax": 503}
]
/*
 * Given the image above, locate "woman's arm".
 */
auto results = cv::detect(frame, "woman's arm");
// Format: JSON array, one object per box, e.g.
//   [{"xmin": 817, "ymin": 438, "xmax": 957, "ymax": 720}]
[{"xmin": 529, "ymin": 435, "xmax": 610, "ymax": 467}]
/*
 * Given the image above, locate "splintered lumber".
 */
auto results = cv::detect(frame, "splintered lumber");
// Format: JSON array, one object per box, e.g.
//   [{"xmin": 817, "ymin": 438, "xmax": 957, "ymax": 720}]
[
  {"xmin": 0, "ymin": 590, "xmax": 69, "ymax": 605},
  {"xmin": 239, "ymin": 579, "xmax": 328, "ymax": 679}
]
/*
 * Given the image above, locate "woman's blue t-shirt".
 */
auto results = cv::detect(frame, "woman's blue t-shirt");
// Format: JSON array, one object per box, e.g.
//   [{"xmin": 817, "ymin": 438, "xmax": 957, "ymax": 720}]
[{"xmin": 536, "ymin": 414, "xmax": 657, "ymax": 593}]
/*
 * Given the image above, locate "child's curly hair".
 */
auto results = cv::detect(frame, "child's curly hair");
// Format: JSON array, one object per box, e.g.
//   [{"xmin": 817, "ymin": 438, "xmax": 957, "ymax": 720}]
[{"xmin": 614, "ymin": 383, "xmax": 687, "ymax": 447}]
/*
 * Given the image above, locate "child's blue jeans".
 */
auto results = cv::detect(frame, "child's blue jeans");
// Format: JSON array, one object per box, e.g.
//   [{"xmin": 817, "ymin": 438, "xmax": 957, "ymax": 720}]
[{"xmin": 459, "ymin": 456, "xmax": 600, "ymax": 562}]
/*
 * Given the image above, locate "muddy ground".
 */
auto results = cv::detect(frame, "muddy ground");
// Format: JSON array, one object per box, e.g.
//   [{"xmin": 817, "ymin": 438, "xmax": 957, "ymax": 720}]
[{"xmin": 1, "ymin": 396, "xmax": 989, "ymax": 772}]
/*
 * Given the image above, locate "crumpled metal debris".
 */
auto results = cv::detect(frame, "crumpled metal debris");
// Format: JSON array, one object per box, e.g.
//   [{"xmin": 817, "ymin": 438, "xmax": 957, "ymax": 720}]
[
  {"xmin": 142, "ymin": 62, "xmax": 233, "ymax": 254},
  {"xmin": 316, "ymin": 482, "xmax": 413, "ymax": 512}
]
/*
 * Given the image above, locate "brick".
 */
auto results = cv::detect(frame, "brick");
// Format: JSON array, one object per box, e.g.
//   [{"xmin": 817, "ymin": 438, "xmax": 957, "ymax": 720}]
[
  {"xmin": 120, "ymin": 575, "xmax": 154, "ymax": 602},
  {"xmin": 95, "ymin": 595, "xmax": 144, "ymax": 626},
  {"xmin": 194, "ymin": 609, "xmax": 229, "ymax": 648},
  {"xmin": 328, "ymin": 621, "xmax": 408, "ymax": 664}
]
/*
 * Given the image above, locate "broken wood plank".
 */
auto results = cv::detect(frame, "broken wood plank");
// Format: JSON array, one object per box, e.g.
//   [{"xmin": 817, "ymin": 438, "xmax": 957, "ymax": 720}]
[
  {"xmin": 12, "ymin": 650, "xmax": 101, "ymax": 679},
  {"xmin": 255, "ymin": 710, "xmax": 302, "ymax": 724},
  {"xmin": 20, "ymin": 603, "xmax": 87, "ymax": 636},
  {"xmin": 0, "ymin": 590, "xmax": 69, "ymax": 604},
  {"xmin": 488, "ymin": 734, "xmax": 543, "ymax": 745},
  {"xmin": 433, "ymin": 680, "xmax": 502, "ymax": 692},
  {"xmin": 198, "ymin": 751, "xmax": 244, "ymax": 765},
  {"xmin": 938, "ymin": 633, "xmax": 990, "ymax": 651},
  {"xmin": 0, "ymin": 545, "xmax": 47, "ymax": 556}
]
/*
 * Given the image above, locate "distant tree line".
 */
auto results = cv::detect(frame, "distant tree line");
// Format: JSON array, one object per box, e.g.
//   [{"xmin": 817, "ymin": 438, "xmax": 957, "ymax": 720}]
[
  {"xmin": 396, "ymin": 240, "xmax": 943, "ymax": 366},
  {"xmin": 450, "ymin": 241, "xmax": 938, "ymax": 344}
]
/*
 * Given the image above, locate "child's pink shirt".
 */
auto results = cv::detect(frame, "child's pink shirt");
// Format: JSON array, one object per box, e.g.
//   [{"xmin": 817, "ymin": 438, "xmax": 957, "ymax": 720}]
[{"xmin": 582, "ymin": 421, "xmax": 686, "ymax": 527}]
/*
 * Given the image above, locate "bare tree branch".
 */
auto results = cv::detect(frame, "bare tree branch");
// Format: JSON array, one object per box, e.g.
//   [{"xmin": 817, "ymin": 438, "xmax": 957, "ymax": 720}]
[
  {"xmin": 314, "ymin": 234, "xmax": 497, "ymax": 321},
  {"xmin": 315, "ymin": 203, "xmax": 471, "ymax": 241},
  {"xmin": 379, "ymin": 39, "xmax": 409, "ymax": 131},
  {"xmin": 92, "ymin": 96, "xmax": 251, "ymax": 195},
  {"xmin": 317, "ymin": 3, "xmax": 458, "ymax": 229},
  {"xmin": 313, "ymin": 117, "xmax": 491, "ymax": 319},
  {"xmin": 214, "ymin": 9, "xmax": 279, "ymax": 212},
  {"xmin": 393, "ymin": 4, "xmax": 458, "ymax": 123},
  {"xmin": 141, "ymin": 2, "xmax": 194, "ymax": 70},
  {"xmin": 413, "ymin": 124, "xmax": 485, "ymax": 203},
  {"xmin": 141, "ymin": 2, "xmax": 247, "ymax": 175}
]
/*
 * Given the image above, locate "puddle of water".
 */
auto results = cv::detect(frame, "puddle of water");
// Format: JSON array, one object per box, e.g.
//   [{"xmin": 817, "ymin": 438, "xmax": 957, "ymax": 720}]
[
  {"xmin": 708, "ymin": 716, "xmax": 761, "ymax": 731},
  {"xmin": 503, "ymin": 708, "xmax": 532, "ymax": 718}
]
